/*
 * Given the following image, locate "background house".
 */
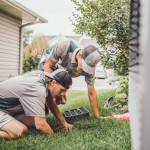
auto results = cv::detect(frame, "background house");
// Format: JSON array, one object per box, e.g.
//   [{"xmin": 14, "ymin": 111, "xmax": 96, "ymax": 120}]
[
  {"xmin": 46, "ymin": 34, "xmax": 100, "ymax": 48},
  {"xmin": 0, "ymin": 0, "xmax": 47, "ymax": 81}
]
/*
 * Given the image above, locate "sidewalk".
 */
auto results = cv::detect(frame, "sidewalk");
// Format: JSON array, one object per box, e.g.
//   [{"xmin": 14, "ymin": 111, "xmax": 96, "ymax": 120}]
[{"xmin": 70, "ymin": 76, "xmax": 118, "ymax": 91}]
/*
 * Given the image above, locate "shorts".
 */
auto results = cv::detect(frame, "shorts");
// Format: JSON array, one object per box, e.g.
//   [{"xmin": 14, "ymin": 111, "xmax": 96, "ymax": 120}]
[{"xmin": 0, "ymin": 111, "xmax": 14, "ymax": 129}]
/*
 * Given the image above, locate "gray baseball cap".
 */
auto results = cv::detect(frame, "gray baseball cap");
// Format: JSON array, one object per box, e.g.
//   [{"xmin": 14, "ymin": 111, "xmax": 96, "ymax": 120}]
[
  {"xmin": 82, "ymin": 45, "xmax": 101, "ymax": 75},
  {"xmin": 44, "ymin": 69, "xmax": 72, "ymax": 89}
]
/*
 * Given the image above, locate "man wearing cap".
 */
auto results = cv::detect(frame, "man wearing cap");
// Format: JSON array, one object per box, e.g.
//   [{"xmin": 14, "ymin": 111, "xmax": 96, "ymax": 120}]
[
  {"xmin": 0, "ymin": 69, "xmax": 74, "ymax": 139},
  {"xmin": 38, "ymin": 37, "xmax": 101, "ymax": 118}
]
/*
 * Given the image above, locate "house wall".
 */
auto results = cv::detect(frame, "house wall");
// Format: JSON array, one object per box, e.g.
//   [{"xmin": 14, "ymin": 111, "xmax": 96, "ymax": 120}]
[{"xmin": 0, "ymin": 11, "xmax": 21, "ymax": 81}]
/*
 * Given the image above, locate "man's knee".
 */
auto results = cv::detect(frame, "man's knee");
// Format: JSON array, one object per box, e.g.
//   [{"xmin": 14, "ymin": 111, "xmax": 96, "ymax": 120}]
[
  {"xmin": 9, "ymin": 125, "xmax": 28, "ymax": 138},
  {"xmin": 0, "ymin": 112, "xmax": 29, "ymax": 139}
]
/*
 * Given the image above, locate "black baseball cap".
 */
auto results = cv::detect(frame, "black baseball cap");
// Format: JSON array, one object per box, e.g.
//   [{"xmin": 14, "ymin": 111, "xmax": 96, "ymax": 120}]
[
  {"xmin": 44, "ymin": 69, "xmax": 72, "ymax": 89},
  {"xmin": 82, "ymin": 45, "xmax": 101, "ymax": 75}
]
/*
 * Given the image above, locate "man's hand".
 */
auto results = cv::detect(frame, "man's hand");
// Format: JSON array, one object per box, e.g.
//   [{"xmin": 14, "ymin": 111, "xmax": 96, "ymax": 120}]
[
  {"xmin": 46, "ymin": 97, "xmax": 75, "ymax": 131},
  {"xmin": 63, "ymin": 122, "xmax": 74, "ymax": 131}
]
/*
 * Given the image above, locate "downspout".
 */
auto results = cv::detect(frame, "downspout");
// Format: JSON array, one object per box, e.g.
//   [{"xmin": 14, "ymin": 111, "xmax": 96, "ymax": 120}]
[{"xmin": 19, "ymin": 17, "xmax": 39, "ymax": 74}]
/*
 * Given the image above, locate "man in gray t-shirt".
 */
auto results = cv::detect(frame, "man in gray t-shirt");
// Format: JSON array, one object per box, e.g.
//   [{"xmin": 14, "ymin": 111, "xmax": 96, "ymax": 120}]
[
  {"xmin": 0, "ymin": 69, "xmax": 73, "ymax": 139},
  {"xmin": 38, "ymin": 37, "xmax": 101, "ymax": 118}
]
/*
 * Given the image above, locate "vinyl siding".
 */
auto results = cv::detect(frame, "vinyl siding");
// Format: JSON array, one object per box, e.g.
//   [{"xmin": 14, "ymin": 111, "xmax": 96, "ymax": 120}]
[{"xmin": 0, "ymin": 11, "xmax": 21, "ymax": 81}]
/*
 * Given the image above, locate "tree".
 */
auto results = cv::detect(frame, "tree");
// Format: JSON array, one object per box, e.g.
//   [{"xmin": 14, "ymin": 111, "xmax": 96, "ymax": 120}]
[
  {"xmin": 23, "ymin": 28, "xmax": 34, "ymax": 48},
  {"xmin": 115, "ymin": 50, "xmax": 128, "ymax": 75},
  {"xmin": 100, "ymin": 46, "xmax": 116, "ymax": 69},
  {"xmin": 71, "ymin": 0, "xmax": 130, "ymax": 74},
  {"xmin": 23, "ymin": 34, "xmax": 48, "ymax": 72}
]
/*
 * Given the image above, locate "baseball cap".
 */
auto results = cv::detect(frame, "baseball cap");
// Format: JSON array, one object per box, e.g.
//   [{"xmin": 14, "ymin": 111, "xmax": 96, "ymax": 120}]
[
  {"xmin": 44, "ymin": 69, "xmax": 72, "ymax": 89},
  {"xmin": 82, "ymin": 45, "xmax": 101, "ymax": 75}
]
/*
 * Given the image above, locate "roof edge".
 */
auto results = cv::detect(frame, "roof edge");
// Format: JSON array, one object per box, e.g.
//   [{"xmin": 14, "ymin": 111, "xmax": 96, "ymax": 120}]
[{"xmin": 2, "ymin": 0, "xmax": 48, "ymax": 23}]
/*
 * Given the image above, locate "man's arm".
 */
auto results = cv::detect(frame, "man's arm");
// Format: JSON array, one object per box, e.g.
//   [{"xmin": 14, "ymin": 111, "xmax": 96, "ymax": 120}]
[
  {"xmin": 87, "ymin": 85, "xmax": 100, "ymax": 118},
  {"xmin": 46, "ymin": 98, "xmax": 74, "ymax": 131},
  {"xmin": 43, "ymin": 40, "xmax": 68, "ymax": 73},
  {"xmin": 34, "ymin": 117, "xmax": 53, "ymax": 134},
  {"xmin": 44, "ymin": 59, "xmax": 55, "ymax": 73}
]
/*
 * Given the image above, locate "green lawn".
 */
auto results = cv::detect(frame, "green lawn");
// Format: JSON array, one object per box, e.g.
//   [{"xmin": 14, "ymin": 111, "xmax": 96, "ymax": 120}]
[{"xmin": 0, "ymin": 89, "xmax": 131, "ymax": 150}]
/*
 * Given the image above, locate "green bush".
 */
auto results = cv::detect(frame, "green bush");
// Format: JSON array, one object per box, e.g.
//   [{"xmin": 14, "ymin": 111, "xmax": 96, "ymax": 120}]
[
  {"xmin": 105, "ymin": 76, "xmax": 129, "ymax": 113},
  {"xmin": 23, "ymin": 56, "xmax": 40, "ymax": 73},
  {"xmin": 107, "ymin": 76, "xmax": 123, "ymax": 85}
]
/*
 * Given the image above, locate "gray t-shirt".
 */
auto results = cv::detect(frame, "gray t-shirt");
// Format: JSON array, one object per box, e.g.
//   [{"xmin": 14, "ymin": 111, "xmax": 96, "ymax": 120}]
[
  {"xmin": 0, "ymin": 72, "xmax": 46, "ymax": 117},
  {"xmin": 38, "ymin": 37, "xmax": 95, "ymax": 85}
]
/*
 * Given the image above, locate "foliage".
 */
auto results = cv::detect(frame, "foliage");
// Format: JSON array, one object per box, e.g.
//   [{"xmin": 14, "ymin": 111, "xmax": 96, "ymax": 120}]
[
  {"xmin": 71, "ymin": 0, "xmax": 130, "ymax": 74},
  {"xmin": 0, "ymin": 90, "xmax": 131, "ymax": 150},
  {"xmin": 115, "ymin": 50, "xmax": 129, "ymax": 75},
  {"xmin": 105, "ymin": 76, "xmax": 129, "ymax": 113},
  {"xmin": 23, "ymin": 34, "xmax": 48, "ymax": 72},
  {"xmin": 100, "ymin": 47, "xmax": 116, "ymax": 69},
  {"xmin": 23, "ymin": 28, "xmax": 34, "ymax": 48},
  {"xmin": 23, "ymin": 56, "xmax": 40, "ymax": 73},
  {"xmin": 107, "ymin": 75, "xmax": 123, "ymax": 85}
]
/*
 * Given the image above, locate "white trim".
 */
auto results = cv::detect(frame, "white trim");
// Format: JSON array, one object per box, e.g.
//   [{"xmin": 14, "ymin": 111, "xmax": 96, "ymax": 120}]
[{"xmin": 1, "ymin": 0, "xmax": 47, "ymax": 25}]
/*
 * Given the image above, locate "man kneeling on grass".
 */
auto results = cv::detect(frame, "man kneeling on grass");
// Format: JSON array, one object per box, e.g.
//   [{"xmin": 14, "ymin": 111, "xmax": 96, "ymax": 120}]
[{"xmin": 0, "ymin": 69, "xmax": 74, "ymax": 139}]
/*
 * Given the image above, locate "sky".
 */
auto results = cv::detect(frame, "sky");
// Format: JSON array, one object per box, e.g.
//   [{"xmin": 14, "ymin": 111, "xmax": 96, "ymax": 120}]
[{"xmin": 16, "ymin": 0, "xmax": 77, "ymax": 36}]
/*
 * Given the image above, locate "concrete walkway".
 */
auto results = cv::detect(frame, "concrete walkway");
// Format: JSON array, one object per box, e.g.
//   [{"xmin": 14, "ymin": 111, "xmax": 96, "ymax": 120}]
[{"xmin": 70, "ymin": 76, "xmax": 117, "ymax": 91}]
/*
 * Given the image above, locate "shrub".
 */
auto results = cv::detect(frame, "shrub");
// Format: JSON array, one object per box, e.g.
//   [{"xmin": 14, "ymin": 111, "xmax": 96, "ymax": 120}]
[
  {"xmin": 22, "ymin": 34, "xmax": 48, "ymax": 73},
  {"xmin": 23, "ymin": 56, "xmax": 40, "ymax": 73},
  {"xmin": 105, "ymin": 76, "xmax": 129, "ymax": 113}
]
